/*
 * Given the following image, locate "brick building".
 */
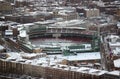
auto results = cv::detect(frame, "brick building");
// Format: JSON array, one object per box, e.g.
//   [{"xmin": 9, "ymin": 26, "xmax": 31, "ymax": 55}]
[{"xmin": 0, "ymin": 1, "xmax": 12, "ymax": 14}]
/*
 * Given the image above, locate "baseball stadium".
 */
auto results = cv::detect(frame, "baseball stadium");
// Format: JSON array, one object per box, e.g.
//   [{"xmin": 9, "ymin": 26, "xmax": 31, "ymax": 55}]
[{"xmin": 18, "ymin": 20, "xmax": 100, "ymax": 55}]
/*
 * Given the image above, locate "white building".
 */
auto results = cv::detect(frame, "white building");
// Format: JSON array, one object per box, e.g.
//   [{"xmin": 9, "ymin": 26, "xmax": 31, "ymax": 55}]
[{"xmin": 85, "ymin": 8, "xmax": 100, "ymax": 18}]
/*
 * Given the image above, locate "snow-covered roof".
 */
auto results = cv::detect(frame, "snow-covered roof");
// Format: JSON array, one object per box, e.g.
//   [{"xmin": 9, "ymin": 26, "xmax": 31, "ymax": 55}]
[
  {"xmin": 117, "ymin": 22, "xmax": 120, "ymax": 28},
  {"xmin": 16, "ymin": 0, "xmax": 34, "ymax": 2},
  {"xmin": 34, "ymin": 20, "xmax": 55, "ymax": 25},
  {"xmin": 50, "ymin": 19, "xmax": 86, "ymax": 27},
  {"xmin": 112, "ymin": 47, "xmax": 120, "ymax": 55},
  {"xmin": 6, "ymin": 52, "xmax": 22, "ymax": 61},
  {"xmin": 92, "ymin": 1, "xmax": 105, "ymax": 7},
  {"xmin": 77, "ymin": 67, "xmax": 107, "ymax": 75},
  {"xmin": 5, "ymin": 30, "xmax": 13, "ymax": 35},
  {"xmin": 77, "ymin": 67, "xmax": 90, "ymax": 71},
  {"xmin": 114, "ymin": 59, "xmax": 120, "ymax": 68},
  {"xmin": 5, "ymin": 52, "xmax": 101, "ymax": 65},
  {"xmin": 0, "ymin": 45, "xmax": 5, "ymax": 50},
  {"xmin": 21, "ymin": 53, "xmax": 37, "ymax": 58},
  {"xmin": 109, "ymin": 42, "xmax": 120, "ymax": 47},
  {"xmin": 48, "ymin": 26, "xmax": 86, "ymax": 30},
  {"xmin": 19, "ymin": 30, "xmax": 27, "ymax": 37},
  {"xmin": 55, "ymin": 7, "xmax": 75, "ymax": 10},
  {"xmin": 108, "ymin": 35, "xmax": 120, "ymax": 47},
  {"xmin": 59, "ymin": 52, "xmax": 101, "ymax": 61},
  {"xmin": 0, "ymin": 0, "xmax": 3, "ymax": 1},
  {"xmin": 85, "ymin": 8, "xmax": 99, "ymax": 11},
  {"xmin": 17, "ymin": 23, "xmax": 34, "ymax": 28},
  {"xmin": 0, "ymin": 21, "xmax": 8, "ymax": 26},
  {"xmin": 1, "ymin": 52, "xmax": 114, "ymax": 76},
  {"xmin": 107, "ymin": 35, "xmax": 119, "ymax": 39},
  {"xmin": 58, "ymin": 10, "xmax": 74, "ymax": 16},
  {"xmin": 107, "ymin": 71, "xmax": 120, "ymax": 76}
]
